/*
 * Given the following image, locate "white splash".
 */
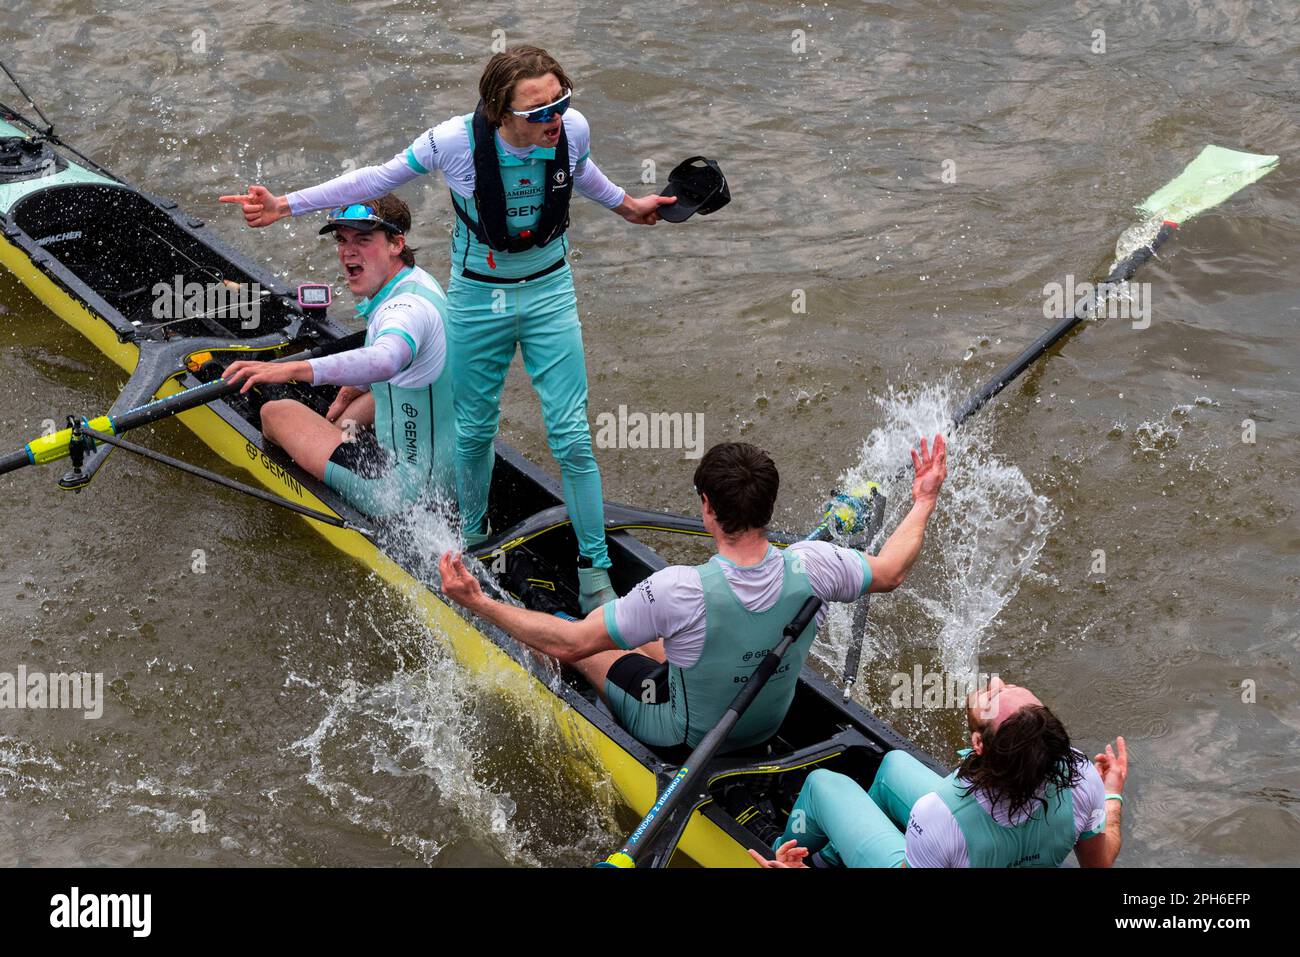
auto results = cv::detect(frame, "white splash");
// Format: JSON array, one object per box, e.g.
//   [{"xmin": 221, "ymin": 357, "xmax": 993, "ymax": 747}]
[
  {"xmin": 286, "ymin": 575, "xmax": 621, "ymax": 866},
  {"xmin": 819, "ymin": 376, "xmax": 1057, "ymax": 678},
  {"xmin": 1110, "ymin": 216, "xmax": 1165, "ymax": 272}
]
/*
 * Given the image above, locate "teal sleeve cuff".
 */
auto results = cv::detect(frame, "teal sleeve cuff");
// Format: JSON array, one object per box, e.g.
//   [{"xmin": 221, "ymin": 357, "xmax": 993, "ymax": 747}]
[
  {"xmin": 374, "ymin": 328, "xmax": 418, "ymax": 371},
  {"xmin": 603, "ymin": 601, "xmax": 629, "ymax": 650},
  {"xmin": 857, "ymin": 550, "xmax": 873, "ymax": 597},
  {"xmin": 405, "ymin": 147, "xmax": 430, "ymax": 175}
]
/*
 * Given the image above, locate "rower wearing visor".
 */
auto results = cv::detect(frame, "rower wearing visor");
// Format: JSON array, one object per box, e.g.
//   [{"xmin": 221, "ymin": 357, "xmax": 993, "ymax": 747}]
[
  {"xmin": 221, "ymin": 194, "xmax": 455, "ymax": 517},
  {"xmin": 220, "ymin": 45, "xmax": 676, "ymax": 613}
]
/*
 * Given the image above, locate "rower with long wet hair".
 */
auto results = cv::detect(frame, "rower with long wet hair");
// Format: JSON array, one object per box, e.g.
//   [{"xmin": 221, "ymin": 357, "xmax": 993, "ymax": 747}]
[
  {"xmin": 750, "ymin": 677, "xmax": 1129, "ymax": 868},
  {"xmin": 221, "ymin": 45, "xmax": 674, "ymax": 611}
]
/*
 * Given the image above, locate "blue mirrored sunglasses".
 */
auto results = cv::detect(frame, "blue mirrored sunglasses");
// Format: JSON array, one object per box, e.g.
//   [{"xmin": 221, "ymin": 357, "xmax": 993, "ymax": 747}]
[
  {"xmin": 509, "ymin": 90, "xmax": 572, "ymax": 124},
  {"xmin": 326, "ymin": 203, "xmax": 403, "ymax": 234}
]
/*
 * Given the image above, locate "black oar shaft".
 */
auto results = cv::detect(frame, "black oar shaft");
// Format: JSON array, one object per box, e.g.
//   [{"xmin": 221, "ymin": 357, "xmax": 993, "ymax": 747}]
[
  {"xmin": 0, "ymin": 449, "xmax": 29, "ymax": 474},
  {"xmin": 77, "ymin": 426, "xmax": 365, "ymax": 532},
  {"xmin": 953, "ymin": 223, "xmax": 1176, "ymax": 428},
  {"xmin": 719, "ymin": 596, "xmax": 822, "ymax": 718},
  {"xmin": 607, "ymin": 595, "xmax": 823, "ymax": 867}
]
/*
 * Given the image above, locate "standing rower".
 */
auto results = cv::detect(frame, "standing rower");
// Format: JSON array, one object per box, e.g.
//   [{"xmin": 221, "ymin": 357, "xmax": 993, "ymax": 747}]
[
  {"xmin": 221, "ymin": 194, "xmax": 455, "ymax": 516},
  {"xmin": 220, "ymin": 45, "xmax": 674, "ymax": 610}
]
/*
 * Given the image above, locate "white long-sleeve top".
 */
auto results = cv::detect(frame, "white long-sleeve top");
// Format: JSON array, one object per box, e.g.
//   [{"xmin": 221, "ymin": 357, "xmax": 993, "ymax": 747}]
[{"xmin": 286, "ymin": 108, "xmax": 625, "ymax": 215}]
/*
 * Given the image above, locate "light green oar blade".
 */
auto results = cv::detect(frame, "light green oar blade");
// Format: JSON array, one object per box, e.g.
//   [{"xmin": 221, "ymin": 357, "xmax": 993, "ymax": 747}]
[{"xmin": 1139, "ymin": 145, "xmax": 1278, "ymax": 224}]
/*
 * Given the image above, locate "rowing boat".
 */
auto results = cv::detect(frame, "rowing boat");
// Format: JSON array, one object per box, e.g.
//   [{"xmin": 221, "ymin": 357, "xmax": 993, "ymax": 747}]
[{"xmin": 0, "ymin": 100, "xmax": 943, "ymax": 866}]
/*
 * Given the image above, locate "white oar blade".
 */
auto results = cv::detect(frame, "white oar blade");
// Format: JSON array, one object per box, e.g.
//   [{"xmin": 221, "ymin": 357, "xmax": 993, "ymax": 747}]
[{"xmin": 1139, "ymin": 145, "xmax": 1278, "ymax": 224}]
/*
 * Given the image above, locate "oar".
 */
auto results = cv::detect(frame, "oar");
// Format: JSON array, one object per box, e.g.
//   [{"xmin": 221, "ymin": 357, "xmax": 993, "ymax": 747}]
[
  {"xmin": 596, "ymin": 145, "xmax": 1279, "ymax": 868},
  {"xmin": 591, "ymin": 487, "xmax": 886, "ymax": 868},
  {"xmin": 0, "ymin": 331, "xmax": 365, "ymax": 480},
  {"xmin": 470, "ymin": 487, "xmax": 884, "ymax": 573},
  {"xmin": 598, "ymin": 595, "xmax": 824, "ymax": 868},
  {"xmin": 953, "ymin": 145, "xmax": 1278, "ymax": 428},
  {"xmin": 829, "ymin": 144, "xmax": 1278, "ymax": 700}
]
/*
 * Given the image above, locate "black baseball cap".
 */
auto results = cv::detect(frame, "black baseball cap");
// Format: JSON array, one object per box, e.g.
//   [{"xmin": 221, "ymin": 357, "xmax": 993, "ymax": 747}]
[{"xmin": 660, "ymin": 156, "xmax": 731, "ymax": 223}]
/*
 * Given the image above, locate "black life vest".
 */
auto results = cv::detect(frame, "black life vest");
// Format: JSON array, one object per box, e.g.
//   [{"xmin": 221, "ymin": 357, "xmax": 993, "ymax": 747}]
[{"xmin": 451, "ymin": 103, "xmax": 573, "ymax": 254}]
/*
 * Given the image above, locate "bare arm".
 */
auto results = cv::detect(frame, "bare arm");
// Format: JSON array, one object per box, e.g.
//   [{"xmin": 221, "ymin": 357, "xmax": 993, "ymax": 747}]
[
  {"xmin": 438, "ymin": 552, "xmax": 616, "ymax": 663},
  {"xmin": 866, "ymin": 434, "xmax": 947, "ymax": 592},
  {"xmin": 1074, "ymin": 809, "xmax": 1121, "ymax": 867},
  {"xmin": 1076, "ymin": 737, "xmax": 1128, "ymax": 867}
]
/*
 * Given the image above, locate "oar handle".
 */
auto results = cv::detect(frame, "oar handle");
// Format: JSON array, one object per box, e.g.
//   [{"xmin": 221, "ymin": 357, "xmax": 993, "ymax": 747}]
[
  {"xmin": 0, "ymin": 448, "xmax": 31, "ymax": 476},
  {"xmin": 0, "ymin": 329, "xmax": 366, "ymax": 479},
  {"xmin": 783, "ymin": 593, "xmax": 824, "ymax": 641}
]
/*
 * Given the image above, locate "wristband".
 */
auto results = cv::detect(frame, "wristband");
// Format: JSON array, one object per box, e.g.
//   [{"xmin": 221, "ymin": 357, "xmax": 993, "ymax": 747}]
[{"xmin": 1105, "ymin": 793, "xmax": 1123, "ymax": 803}]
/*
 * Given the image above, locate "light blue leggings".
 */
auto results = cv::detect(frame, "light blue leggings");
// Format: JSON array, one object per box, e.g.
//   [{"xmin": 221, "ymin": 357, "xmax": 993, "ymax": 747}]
[
  {"xmin": 446, "ymin": 266, "xmax": 609, "ymax": 567},
  {"xmin": 779, "ymin": 751, "xmax": 945, "ymax": 867}
]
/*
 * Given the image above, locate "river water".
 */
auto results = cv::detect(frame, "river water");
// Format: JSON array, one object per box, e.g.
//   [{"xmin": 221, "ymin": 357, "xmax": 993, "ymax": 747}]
[{"xmin": 1, "ymin": 0, "xmax": 1296, "ymax": 866}]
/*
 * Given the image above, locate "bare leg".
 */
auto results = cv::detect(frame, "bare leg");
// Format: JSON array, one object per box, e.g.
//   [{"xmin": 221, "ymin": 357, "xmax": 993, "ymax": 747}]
[
  {"xmin": 260, "ymin": 399, "xmax": 346, "ymax": 480},
  {"xmin": 336, "ymin": 392, "xmax": 376, "ymax": 430},
  {"xmin": 570, "ymin": 649, "xmax": 660, "ymax": 703},
  {"xmin": 639, "ymin": 639, "xmax": 667, "ymax": 664}
]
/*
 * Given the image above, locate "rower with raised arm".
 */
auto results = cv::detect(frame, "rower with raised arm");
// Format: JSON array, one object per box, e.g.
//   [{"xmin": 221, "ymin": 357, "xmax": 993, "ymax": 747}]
[
  {"xmin": 750, "ymin": 679, "xmax": 1128, "ymax": 868},
  {"xmin": 221, "ymin": 194, "xmax": 454, "ymax": 516},
  {"xmin": 438, "ymin": 436, "xmax": 947, "ymax": 753}
]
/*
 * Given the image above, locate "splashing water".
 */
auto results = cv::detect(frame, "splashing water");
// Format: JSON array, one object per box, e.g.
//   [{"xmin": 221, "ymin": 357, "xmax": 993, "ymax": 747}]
[
  {"xmin": 1111, "ymin": 216, "xmax": 1165, "ymax": 272},
  {"xmin": 288, "ymin": 656, "xmax": 531, "ymax": 866},
  {"xmin": 286, "ymin": 573, "xmax": 623, "ymax": 866},
  {"xmin": 374, "ymin": 488, "xmax": 463, "ymax": 589},
  {"xmin": 1, "ymin": 554, "xmax": 619, "ymax": 865},
  {"xmin": 822, "ymin": 376, "xmax": 1057, "ymax": 679}
]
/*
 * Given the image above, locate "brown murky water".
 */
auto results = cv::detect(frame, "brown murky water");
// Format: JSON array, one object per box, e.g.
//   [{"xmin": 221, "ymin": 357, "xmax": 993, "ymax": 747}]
[{"xmin": 1, "ymin": 0, "xmax": 1297, "ymax": 866}]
